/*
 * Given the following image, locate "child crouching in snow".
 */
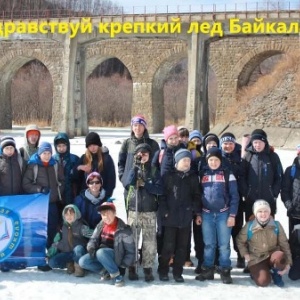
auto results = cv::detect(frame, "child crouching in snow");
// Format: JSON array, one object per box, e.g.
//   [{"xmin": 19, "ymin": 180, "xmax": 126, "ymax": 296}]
[
  {"xmin": 47, "ymin": 204, "xmax": 92, "ymax": 276},
  {"xmin": 237, "ymin": 200, "xmax": 292, "ymax": 287},
  {"xmin": 79, "ymin": 202, "xmax": 135, "ymax": 287}
]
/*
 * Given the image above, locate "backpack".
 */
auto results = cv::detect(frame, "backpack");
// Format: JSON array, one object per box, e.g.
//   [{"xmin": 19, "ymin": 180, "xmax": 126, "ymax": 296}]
[
  {"xmin": 247, "ymin": 219, "xmax": 279, "ymax": 240},
  {"xmin": 32, "ymin": 163, "xmax": 62, "ymax": 201}
]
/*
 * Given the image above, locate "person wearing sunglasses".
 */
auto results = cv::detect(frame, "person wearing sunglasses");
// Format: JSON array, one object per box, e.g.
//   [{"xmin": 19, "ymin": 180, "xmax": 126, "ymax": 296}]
[{"xmin": 74, "ymin": 172, "xmax": 106, "ymax": 229}]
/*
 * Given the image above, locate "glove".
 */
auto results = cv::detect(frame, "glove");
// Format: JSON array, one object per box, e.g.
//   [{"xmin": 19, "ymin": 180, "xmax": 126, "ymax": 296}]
[
  {"xmin": 88, "ymin": 247, "xmax": 96, "ymax": 258},
  {"xmin": 41, "ymin": 187, "xmax": 50, "ymax": 194},
  {"xmin": 47, "ymin": 243, "xmax": 58, "ymax": 258}
]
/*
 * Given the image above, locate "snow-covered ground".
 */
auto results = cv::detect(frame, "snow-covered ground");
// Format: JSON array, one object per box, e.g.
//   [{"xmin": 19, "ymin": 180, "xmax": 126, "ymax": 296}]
[{"xmin": 0, "ymin": 127, "xmax": 299, "ymax": 300}]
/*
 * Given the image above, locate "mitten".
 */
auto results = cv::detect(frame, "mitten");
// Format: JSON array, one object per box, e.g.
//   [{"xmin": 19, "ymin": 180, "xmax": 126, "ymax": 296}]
[{"xmin": 88, "ymin": 247, "xmax": 96, "ymax": 258}]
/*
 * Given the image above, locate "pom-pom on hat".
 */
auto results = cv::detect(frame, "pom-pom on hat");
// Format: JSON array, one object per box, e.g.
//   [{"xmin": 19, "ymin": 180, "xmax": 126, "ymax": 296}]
[
  {"xmin": 252, "ymin": 199, "xmax": 271, "ymax": 216},
  {"xmin": 86, "ymin": 171, "xmax": 103, "ymax": 186},
  {"xmin": 163, "ymin": 125, "xmax": 179, "ymax": 141},
  {"xmin": 85, "ymin": 132, "xmax": 102, "ymax": 148},
  {"xmin": 134, "ymin": 143, "xmax": 152, "ymax": 155},
  {"xmin": 0, "ymin": 136, "xmax": 16, "ymax": 150},
  {"xmin": 131, "ymin": 114, "xmax": 147, "ymax": 128},
  {"xmin": 98, "ymin": 202, "xmax": 116, "ymax": 213},
  {"xmin": 38, "ymin": 141, "xmax": 53, "ymax": 155},
  {"xmin": 189, "ymin": 130, "xmax": 203, "ymax": 142},
  {"xmin": 251, "ymin": 129, "xmax": 268, "ymax": 143},
  {"xmin": 206, "ymin": 147, "xmax": 222, "ymax": 162},
  {"xmin": 220, "ymin": 132, "xmax": 236, "ymax": 145},
  {"xmin": 174, "ymin": 148, "xmax": 192, "ymax": 164}
]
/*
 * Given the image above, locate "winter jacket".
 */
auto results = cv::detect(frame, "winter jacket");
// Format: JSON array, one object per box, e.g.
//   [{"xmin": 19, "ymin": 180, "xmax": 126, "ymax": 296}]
[
  {"xmin": 73, "ymin": 147, "xmax": 116, "ymax": 197},
  {"xmin": 151, "ymin": 139, "xmax": 185, "ymax": 177},
  {"xmin": 236, "ymin": 218, "xmax": 292, "ymax": 268},
  {"xmin": 53, "ymin": 132, "xmax": 79, "ymax": 205},
  {"xmin": 19, "ymin": 124, "xmax": 41, "ymax": 161},
  {"xmin": 159, "ymin": 169, "xmax": 202, "ymax": 228},
  {"xmin": 74, "ymin": 189, "xmax": 105, "ymax": 229},
  {"xmin": 22, "ymin": 153, "xmax": 65, "ymax": 203},
  {"xmin": 240, "ymin": 144, "xmax": 283, "ymax": 209},
  {"xmin": 123, "ymin": 161, "xmax": 163, "ymax": 212},
  {"xmin": 56, "ymin": 205, "xmax": 90, "ymax": 253},
  {"xmin": 0, "ymin": 151, "xmax": 26, "ymax": 196},
  {"xmin": 200, "ymin": 165, "xmax": 239, "ymax": 217},
  {"xmin": 87, "ymin": 217, "xmax": 135, "ymax": 268},
  {"xmin": 118, "ymin": 130, "xmax": 159, "ymax": 187},
  {"xmin": 281, "ymin": 157, "xmax": 300, "ymax": 219}
]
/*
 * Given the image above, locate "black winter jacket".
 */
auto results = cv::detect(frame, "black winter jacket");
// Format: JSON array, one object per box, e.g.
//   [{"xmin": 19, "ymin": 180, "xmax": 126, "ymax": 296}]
[
  {"xmin": 123, "ymin": 162, "xmax": 163, "ymax": 212},
  {"xmin": 281, "ymin": 157, "xmax": 300, "ymax": 219},
  {"xmin": 159, "ymin": 169, "xmax": 202, "ymax": 228}
]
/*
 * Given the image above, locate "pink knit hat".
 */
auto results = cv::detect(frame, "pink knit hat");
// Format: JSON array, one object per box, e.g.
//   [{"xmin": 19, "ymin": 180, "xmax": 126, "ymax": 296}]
[{"xmin": 163, "ymin": 125, "xmax": 179, "ymax": 141}]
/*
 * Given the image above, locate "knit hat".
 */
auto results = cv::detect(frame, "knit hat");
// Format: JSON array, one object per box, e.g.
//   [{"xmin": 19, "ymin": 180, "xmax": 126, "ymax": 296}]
[
  {"xmin": 204, "ymin": 135, "xmax": 219, "ymax": 146},
  {"xmin": 251, "ymin": 129, "xmax": 267, "ymax": 143},
  {"xmin": 0, "ymin": 136, "xmax": 16, "ymax": 150},
  {"xmin": 131, "ymin": 114, "xmax": 147, "ymax": 128},
  {"xmin": 98, "ymin": 202, "xmax": 116, "ymax": 213},
  {"xmin": 220, "ymin": 132, "xmax": 236, "ymax": 145},
  {"xmin": 134, "ymin": 143, "xmax": 152, "ymax": 155},
  {"xmin": 38, "ymin": 141, "xmax": 52, "ymax": 155},
  {"xmin": 163, "ymin": 125, "xmax": 179, "ymax": 141},
  {"xmin": 85, "ymin": 132, "xmax": 102, "ymax": 148},
  {"xmin": 174, "ymin": 149, "xmax": 192, "ymax": 164},
  {"xmin": 206, "ymin": 147, "xmax": 222, "ymax": 162},
  {"xmin": 86, "ymin": 171, "xmax": 103, "ymax": 186},
  {"xmin": 189, "ymin": 130, "xmax": 202, "ymax": 142},
  {"xmin": 296, "ymin": 144, "xmax": 300, "ymax": 155},
  {"xmin": 252, "ymin": 200, "xmax": 271, "ymax": 216}
]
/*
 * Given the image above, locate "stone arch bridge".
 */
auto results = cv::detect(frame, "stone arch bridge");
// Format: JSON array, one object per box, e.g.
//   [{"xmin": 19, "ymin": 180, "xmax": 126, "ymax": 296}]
[{"xmin": 0, "ymin": 11, "xmax": 299, "ymax": 136}]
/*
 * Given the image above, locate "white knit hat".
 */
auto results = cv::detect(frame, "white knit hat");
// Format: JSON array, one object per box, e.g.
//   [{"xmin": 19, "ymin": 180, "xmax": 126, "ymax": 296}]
[{"xmin": 252, "ymin": 200, "xmax": 271, "ymax": 216}]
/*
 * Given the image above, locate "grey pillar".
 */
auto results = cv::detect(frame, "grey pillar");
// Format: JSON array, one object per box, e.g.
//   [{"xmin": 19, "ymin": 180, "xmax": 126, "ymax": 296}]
[{"xmin": 186, "ymin": 33, "xmax": 209, "ymax": 134}]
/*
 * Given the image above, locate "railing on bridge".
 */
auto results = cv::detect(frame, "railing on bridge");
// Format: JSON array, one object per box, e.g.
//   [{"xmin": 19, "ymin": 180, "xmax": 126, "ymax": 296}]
[{"xmin": 0, "ymin": 1, "xmax": 299, "ymax": 19}]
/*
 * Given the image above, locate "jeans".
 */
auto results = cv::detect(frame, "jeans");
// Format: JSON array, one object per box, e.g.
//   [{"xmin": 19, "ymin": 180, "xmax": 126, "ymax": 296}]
[
  {"xmin": 79, "ymin": 248, "xmax": 120, "ymax": 278},
  {"xmin": 48, "ymin": 245, "xmax": 86, "ymax": 269},
  {"xmin": 202, "ymin": 211, "xmax": 232, "ymax": 269}
]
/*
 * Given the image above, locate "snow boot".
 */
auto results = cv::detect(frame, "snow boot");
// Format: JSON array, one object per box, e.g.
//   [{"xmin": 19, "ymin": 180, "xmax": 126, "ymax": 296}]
[
  {"xmin": 66, "ymin": 262, "xmax": 75, "ymax": 274},
  {"xmin": 144, "ymin": 268, "xmax": 154, "ymax": 282},
  {"xmin": 195, "ymin": 267, "xmax": 214, "ymax": 281},
  {"xmin": 74, "ymin": 263, "xmax": 85, "ymax": 277},
  {"xmin": 220, "ymin": 268, "xmax": 233, "ymax": 284},
  {"xmin": 271, "ymin": 268, "xmax": 284, "ymax": 287},
  {"xmin": 128, "ymin": 266, "xmax": 139, "ymax": 280}
]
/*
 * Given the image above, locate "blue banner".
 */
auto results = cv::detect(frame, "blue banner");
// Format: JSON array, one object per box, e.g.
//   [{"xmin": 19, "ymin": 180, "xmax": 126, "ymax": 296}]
[{"xmin": 0, "ymin": 193, "xmax": 49, "ymax": 269}]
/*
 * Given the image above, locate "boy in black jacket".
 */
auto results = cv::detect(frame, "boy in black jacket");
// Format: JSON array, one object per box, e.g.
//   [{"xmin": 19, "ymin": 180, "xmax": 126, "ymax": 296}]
[{"xmin": 158, "ymin": 149, "xmax": 202, "ymax": 283}]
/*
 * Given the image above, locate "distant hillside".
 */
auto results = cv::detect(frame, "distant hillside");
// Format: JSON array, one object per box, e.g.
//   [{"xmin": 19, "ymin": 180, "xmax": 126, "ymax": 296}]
[{"xmin": 219, "ymin": 54, "xmax": 300, "ymax": 128}]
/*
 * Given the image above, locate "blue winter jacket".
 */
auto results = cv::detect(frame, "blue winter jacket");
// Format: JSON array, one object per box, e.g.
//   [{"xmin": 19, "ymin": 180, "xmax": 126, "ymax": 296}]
[{"xmin": 200, "ymin": 165, "xmax": 239, "ymax": 217}]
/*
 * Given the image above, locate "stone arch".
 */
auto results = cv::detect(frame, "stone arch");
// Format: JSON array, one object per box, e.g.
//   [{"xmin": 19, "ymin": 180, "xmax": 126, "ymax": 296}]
[
  {"xmin": 0, "ymin": 44, "xmax": 62, "ymax": 129},
  {"xmin": 233, "ymin": 44, "xmax": 291, "ymax": 89},
  {"xmin": 151, "ymin": 47, "xmax": 187, "ymax": 132}
]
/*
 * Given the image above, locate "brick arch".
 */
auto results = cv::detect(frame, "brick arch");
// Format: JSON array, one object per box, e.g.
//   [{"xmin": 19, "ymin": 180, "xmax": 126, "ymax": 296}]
[
  {"xmin": 85, "ymin": 40, "xmax": 136, "ymax": 78},
  {"xmin": 0, "ymin": 47, "xmax": 60, "ymax": 129},
  {"xmin": 232, "ymin": 44, "xmax": 291, "ymax": 89}
]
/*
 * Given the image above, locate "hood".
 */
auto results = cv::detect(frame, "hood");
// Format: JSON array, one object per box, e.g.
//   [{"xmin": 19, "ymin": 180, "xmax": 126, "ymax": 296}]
[
  {"xmin": 54, "ymin": 132, "xmax": 70, "ymax": 154},
  {"xmin": 27, "ymin": 152, "xmax": 56, "ymax": 166},
  {"xmin": 62, "ymin": 204, "xmax": 82, "ymax": 224},
  {"xmin": 24, "ymin": 124, "xmax": 41, "ymax": 148}
]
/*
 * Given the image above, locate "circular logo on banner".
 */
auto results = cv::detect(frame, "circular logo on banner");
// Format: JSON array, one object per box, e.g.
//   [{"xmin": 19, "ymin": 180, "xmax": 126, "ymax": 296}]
[{"xmin": 0, "ymin": 207, "xmax": 23, "ymax": 262}]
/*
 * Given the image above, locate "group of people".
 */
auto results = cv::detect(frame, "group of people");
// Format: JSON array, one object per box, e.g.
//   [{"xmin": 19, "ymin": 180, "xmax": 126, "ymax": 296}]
[{"xmin": 0, "ymin": 116, "xmax": 300, "ymax": 288}]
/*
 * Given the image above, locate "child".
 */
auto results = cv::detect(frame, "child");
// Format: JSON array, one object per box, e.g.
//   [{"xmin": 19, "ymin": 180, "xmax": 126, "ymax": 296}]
[
  {"xmin": 288, "ymin": 224, "xmax": 300, "ymax": 281},
  {"xmin": 73, "ymin": 132, "xmax": 115, "ymax": 197},
  {"xmin": 196, "ymin": 147, "xmax": 239, "ymax": 284},
  {"xmin": 79, "ymin": 202, "xmax": 135, "ymax": 287},
  {"xmin": 19, "ymin": 124, "xmax": 41, "ymax": 161},
  {"xmin": 74, "ymin": 172, "xmax": 106, "ymax": 229},
  {"xmin": 0, "ymin": 136, "xmax": 26, "ymax": 196},
  {"xmin": 22, "ymin": 142, "xmax": 65, "ymax": 253},
  {"xmin": 189, "ymin": 130, "xmax": 203, "ymax": 156},
  {"xmin": 237, "ymin": 200, "xmax": 292, "ymax": 287},
  {"xmin": 158, "ymin": 149, "xmax": 201, "ymax": 283},
  {"xmin": 53, "ymin": 132, "xmax": 79, "ymax": 206},
  {"xmin": 124, "ymin": 143, "xmax": 163, "ymax": 282},
  {"xmin": 47, "ymin": 204, "xmax": 92, "ymax": 277},
  {"xmin": 281, "ymin": 144, "xmax": 300, "ymax": 237}
]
